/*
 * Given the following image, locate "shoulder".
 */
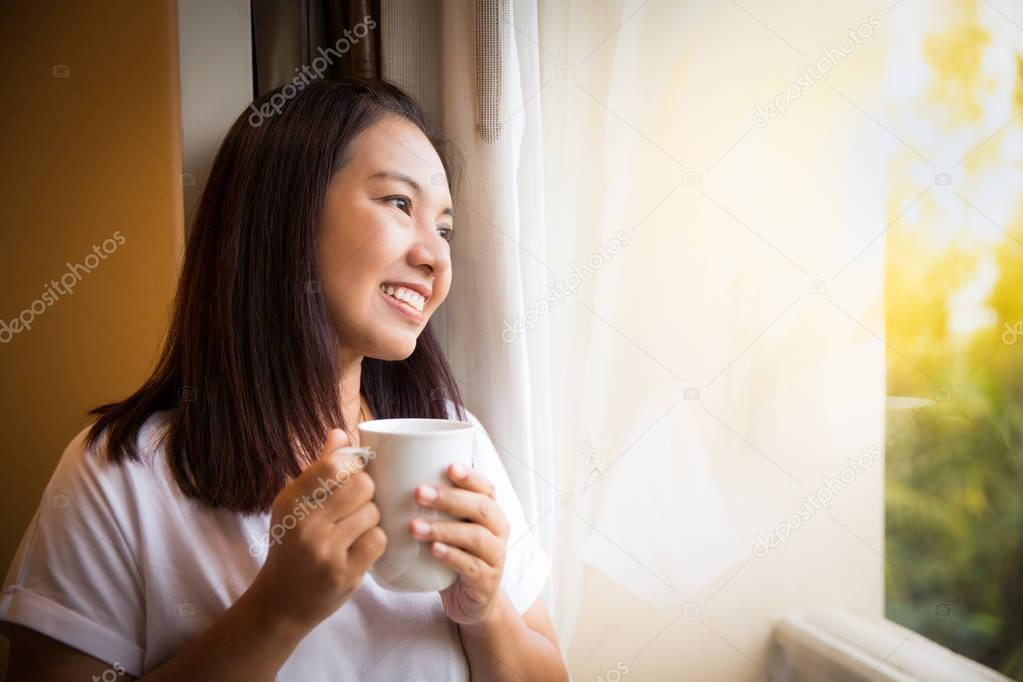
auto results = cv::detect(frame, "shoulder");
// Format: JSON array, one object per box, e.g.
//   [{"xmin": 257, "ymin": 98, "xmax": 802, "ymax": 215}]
[
  {"xmin": 0, "ymin": 412, "xmax": 174, "ymax": 676},
  {"xmin": 443, "ymin": 399, "xmax": 484, "ymax": 430},
  {"xmin": 17, "ymin": 409, "xmax": 181, "ymax": 593},
  {"xmin": 49, "ymin": 409, "xmax": 176, "ymax": 512},
  {"xmin": 72, "ymin": 408, "xmax": 172, "ymax": 469}
]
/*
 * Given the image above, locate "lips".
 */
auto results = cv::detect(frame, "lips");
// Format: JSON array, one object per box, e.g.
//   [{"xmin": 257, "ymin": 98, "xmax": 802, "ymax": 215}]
[
  {"xmin": 379, "ymin": 283, "xmax": 429, "ymax": 313},
  {"xmin": 380, "ymin": 287, "xmax": 424, "ymax": 323}
]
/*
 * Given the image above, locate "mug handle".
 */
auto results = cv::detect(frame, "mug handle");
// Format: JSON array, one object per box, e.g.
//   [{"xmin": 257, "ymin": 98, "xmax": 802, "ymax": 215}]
[{"xmin": 328, "ymin": 445, "xmax": 376, "ymax": 467}]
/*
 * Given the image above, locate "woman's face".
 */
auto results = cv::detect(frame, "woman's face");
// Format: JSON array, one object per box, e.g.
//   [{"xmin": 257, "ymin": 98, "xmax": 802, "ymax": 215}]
[{"xmin": 317, "ymin": 115, "xmax": 454, "ymax": 361}]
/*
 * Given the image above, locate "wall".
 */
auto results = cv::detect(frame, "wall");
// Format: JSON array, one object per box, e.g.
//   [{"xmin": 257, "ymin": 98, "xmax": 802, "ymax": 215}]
[
  {"xmin": 176, "ymin": 0, "xmax": 252, "ymax": 231},
  {"xmin": 0, "ymin": 0, "xmax": 184, "ymax": 674}
]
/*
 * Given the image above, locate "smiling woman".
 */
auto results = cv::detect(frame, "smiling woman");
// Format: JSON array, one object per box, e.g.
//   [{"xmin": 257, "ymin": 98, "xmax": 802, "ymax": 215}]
[
  {"xmin": 0, "ymin": 78, "xmax": 566, "ymax": 681},
  {"xmin": 93, "ymin": 78, "xmax": 468, "ymax": 510}
]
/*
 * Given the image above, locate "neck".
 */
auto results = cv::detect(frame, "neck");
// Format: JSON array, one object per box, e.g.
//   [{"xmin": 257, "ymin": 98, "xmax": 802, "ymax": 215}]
[{"xmin": 339, "ymin": 347, "xmax": 365, "ymax": 442}]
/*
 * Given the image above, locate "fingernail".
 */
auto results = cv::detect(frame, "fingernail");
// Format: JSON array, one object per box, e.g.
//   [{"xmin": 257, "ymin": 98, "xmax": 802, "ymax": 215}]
[
  {"xmin": 432, "ymin": 541, "xmax": 448, "ymax": 555},
  {"xmin": 451, "ymin": 463, "xmax": 466, "ymax": 479},
  {"xmin": 418, "ymin": 485, "xmax": 438, "ymax": 502},
  {"xmin": 412, "ymin": 520, "xmax": 431, "ymax": 536}
]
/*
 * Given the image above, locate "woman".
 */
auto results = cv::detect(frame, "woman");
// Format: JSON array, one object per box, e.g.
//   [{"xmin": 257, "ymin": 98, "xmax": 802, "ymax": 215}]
[{"xmin": 0, "ymin": 78, "xmax": 567, "ymax": 681}]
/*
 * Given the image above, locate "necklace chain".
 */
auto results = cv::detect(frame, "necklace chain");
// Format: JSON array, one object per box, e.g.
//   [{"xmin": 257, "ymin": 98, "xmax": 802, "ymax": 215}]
[{"xmin": 346, "ymin": 395, "xmax": 367, "ymax": 447}]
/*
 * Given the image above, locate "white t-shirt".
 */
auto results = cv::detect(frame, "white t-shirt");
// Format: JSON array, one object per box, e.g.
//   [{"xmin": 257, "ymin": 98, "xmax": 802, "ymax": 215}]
[{"xmin": 0, "ymin": 404, "xmax": 551, "ymax": 680}]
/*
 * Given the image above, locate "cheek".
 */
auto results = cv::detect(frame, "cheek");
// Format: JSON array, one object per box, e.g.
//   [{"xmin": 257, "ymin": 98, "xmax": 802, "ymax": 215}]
[
  {"xmin": 423, "ymin": 271, "xmax": 451, "ymax": 311},
  {"xmin": 318, "ymin": 207, "xmax": 391, "ymax": 288},
  {"xmin": 315, "ymin": 239, "xmax": 366, "ymax": 328}
]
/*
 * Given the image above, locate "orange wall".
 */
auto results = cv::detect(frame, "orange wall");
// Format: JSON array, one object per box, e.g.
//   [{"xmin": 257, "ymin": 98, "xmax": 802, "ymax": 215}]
[{"xmin": 0, "ymin": 0, "xmax": 183, "ymax": 672}]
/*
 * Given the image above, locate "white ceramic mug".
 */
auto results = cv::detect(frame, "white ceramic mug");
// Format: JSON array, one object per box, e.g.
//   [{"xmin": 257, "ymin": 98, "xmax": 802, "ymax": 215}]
[{"xmin": 355, "ymin": 417, "xmax": 475, "ymax": 593}]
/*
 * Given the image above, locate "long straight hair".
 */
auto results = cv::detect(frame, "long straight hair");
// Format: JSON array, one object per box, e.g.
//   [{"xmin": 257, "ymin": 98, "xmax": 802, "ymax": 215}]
[{"xmin": 84, "ymin": 78, "xmax": 467, "ymax": 515}]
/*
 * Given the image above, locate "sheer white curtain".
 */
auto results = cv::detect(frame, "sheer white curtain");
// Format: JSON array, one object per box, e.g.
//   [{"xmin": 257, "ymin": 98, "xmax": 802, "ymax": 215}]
[
  {"xmin": 540, "ymin": 3, "xmax": 886, "ymax": 677},
  {"xmin": 384, "ymin": 1, "xmax": 887, "ymax": 677}
]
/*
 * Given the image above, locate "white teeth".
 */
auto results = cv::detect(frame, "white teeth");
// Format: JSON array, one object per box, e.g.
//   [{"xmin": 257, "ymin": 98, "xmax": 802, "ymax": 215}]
[{"xmin": 380, "ymin": 284, "xmax": 425, "ymax": 313}]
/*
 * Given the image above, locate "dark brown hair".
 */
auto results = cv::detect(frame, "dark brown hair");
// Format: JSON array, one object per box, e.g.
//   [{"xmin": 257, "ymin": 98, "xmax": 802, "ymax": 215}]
[{"xmin": 85, "ymin": 78, "xmax": 467, "ymax": 514}]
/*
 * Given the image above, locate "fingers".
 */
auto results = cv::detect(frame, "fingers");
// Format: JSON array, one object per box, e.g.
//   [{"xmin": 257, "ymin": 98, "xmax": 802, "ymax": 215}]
[
  {"xmin": 280, "ymin": 429, "xmax": 352, "ymax": 496},
  {"xmin": 313, "ymin": 429, "xmax": 375, "ymax": 488},
  {"xmin": 347, "ymin": 525, "xmax": 388, "ymax": 572},
  {"xmin": 415, "ymin": 484, "xmax": 509, "ymax": 538},
  {"xmin": 319, "ymin": 427, "xmax": 352, "ymax": 459},
  {"xmin": 332, "ymin": 500, "xmax": 381, "ymax": 547},
  {"xmin": 307, "ymin": 462, "xmax": 375, "ymax": 524},
  {"xmin": 408, "ymin": 518, "xmax": 503, "ymax": 566},
  {"xmin": 277, "ymin": 430, "xmax": 376, "ymax": 526},
  {"xmin": 445, "ymin": 462, "xmax": 497, "ymax": 500},
  {"xmin": 317, "ymin": 434, "xmax": 374, "ymax": 486},
  {"xmin": 427, "ymin": 539, "xmax": 493, "ymax": 586}
]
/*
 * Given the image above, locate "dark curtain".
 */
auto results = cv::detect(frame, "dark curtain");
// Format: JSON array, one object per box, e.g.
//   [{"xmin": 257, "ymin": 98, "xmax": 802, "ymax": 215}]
[{"xmin": 251, "ymin": 0, "xmax": 382, "ymax": 99}]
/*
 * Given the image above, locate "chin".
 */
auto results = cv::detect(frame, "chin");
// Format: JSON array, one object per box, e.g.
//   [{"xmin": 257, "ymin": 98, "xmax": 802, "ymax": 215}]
[{"xmin": 370, "ymin": 336, "xmax": 417, "ymax": 361}]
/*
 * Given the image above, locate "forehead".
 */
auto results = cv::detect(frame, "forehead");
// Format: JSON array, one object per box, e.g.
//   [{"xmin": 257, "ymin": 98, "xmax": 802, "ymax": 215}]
[{"xmin": 348, "ymin": 116, "xmax": 450, "ymax": 194}]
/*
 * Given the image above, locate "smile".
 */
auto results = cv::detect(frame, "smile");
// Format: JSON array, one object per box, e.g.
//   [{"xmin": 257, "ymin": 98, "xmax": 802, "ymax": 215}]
[
  {"xmin": 379, "ymin": 283, "xmax": 426, "ymax": 312},
  {"xmin": 379, "ymin": 287, "xmax": 424, "ymax": 323}
]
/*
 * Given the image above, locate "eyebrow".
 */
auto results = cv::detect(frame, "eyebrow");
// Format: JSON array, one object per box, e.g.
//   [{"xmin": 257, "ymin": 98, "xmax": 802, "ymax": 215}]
[{"xmin": 367, "ymin": 170, "xmax": 454, "ymax": 220}]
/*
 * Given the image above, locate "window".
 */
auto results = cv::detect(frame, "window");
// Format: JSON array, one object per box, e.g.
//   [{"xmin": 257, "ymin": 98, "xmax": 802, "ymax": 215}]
[{"xmin": 885, "ymin": 3, "xmax": 1023, "ymax": 678}]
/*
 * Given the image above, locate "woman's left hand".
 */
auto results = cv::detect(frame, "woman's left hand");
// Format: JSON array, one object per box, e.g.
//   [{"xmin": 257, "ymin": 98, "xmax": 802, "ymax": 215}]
[{"xmin": 409, "ymin": 463, "xmax": 510, "ymax": 626}]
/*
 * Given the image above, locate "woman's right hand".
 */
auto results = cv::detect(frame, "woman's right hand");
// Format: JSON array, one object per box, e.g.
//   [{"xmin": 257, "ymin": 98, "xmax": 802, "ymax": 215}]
[{"xmin": 247, "ymin": 428, "xmax": 387, "ymax": 634}]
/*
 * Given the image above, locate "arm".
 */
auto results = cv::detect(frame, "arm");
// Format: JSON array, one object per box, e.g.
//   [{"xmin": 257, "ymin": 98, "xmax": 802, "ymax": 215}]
[
  {"xmin": 4, "ymin": 429, "xmax": 384, "ymax": 682},
  {"xmin": 410, "ymin": 462, "xmax": 569, "ymax": 681},
  {"xmin": 458, "ymin": 595, "xmax": 568, "ymax": 682},
  {"xmin": 4, "ymin": 583, "xmax": 310, "ymax": 681},
  {"xmin": 4, "ymin": 623, "xmax": 138, "ymax": 682}
]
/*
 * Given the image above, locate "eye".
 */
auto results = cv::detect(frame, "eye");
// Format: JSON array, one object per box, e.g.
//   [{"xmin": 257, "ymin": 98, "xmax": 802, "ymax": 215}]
[
  {"xmin": 385, "ymin": 196, "xmax": 412, "ymax": 215},
  {"xmin": 438, "ymin": 225, "xmax": 454, "ymax": 242}
]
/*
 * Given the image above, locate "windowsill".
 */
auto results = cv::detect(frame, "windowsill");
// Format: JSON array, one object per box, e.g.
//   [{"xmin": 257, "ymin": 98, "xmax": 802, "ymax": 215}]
[{"xmin": 769, "ymin": 609, "xmax": 1011, "ymax": 681}]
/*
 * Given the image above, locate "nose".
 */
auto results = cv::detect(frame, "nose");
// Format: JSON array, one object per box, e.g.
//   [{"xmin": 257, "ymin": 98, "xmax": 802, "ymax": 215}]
[{"xmin": 407, "ymin": 225, "xmax": 451, "ymax": 278}]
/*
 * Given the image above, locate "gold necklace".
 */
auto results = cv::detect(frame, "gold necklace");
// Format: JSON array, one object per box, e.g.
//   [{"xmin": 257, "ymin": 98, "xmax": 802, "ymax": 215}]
[{"xmin": 348, "ymin": 396, "xmax": 367, "ymax": 446}]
